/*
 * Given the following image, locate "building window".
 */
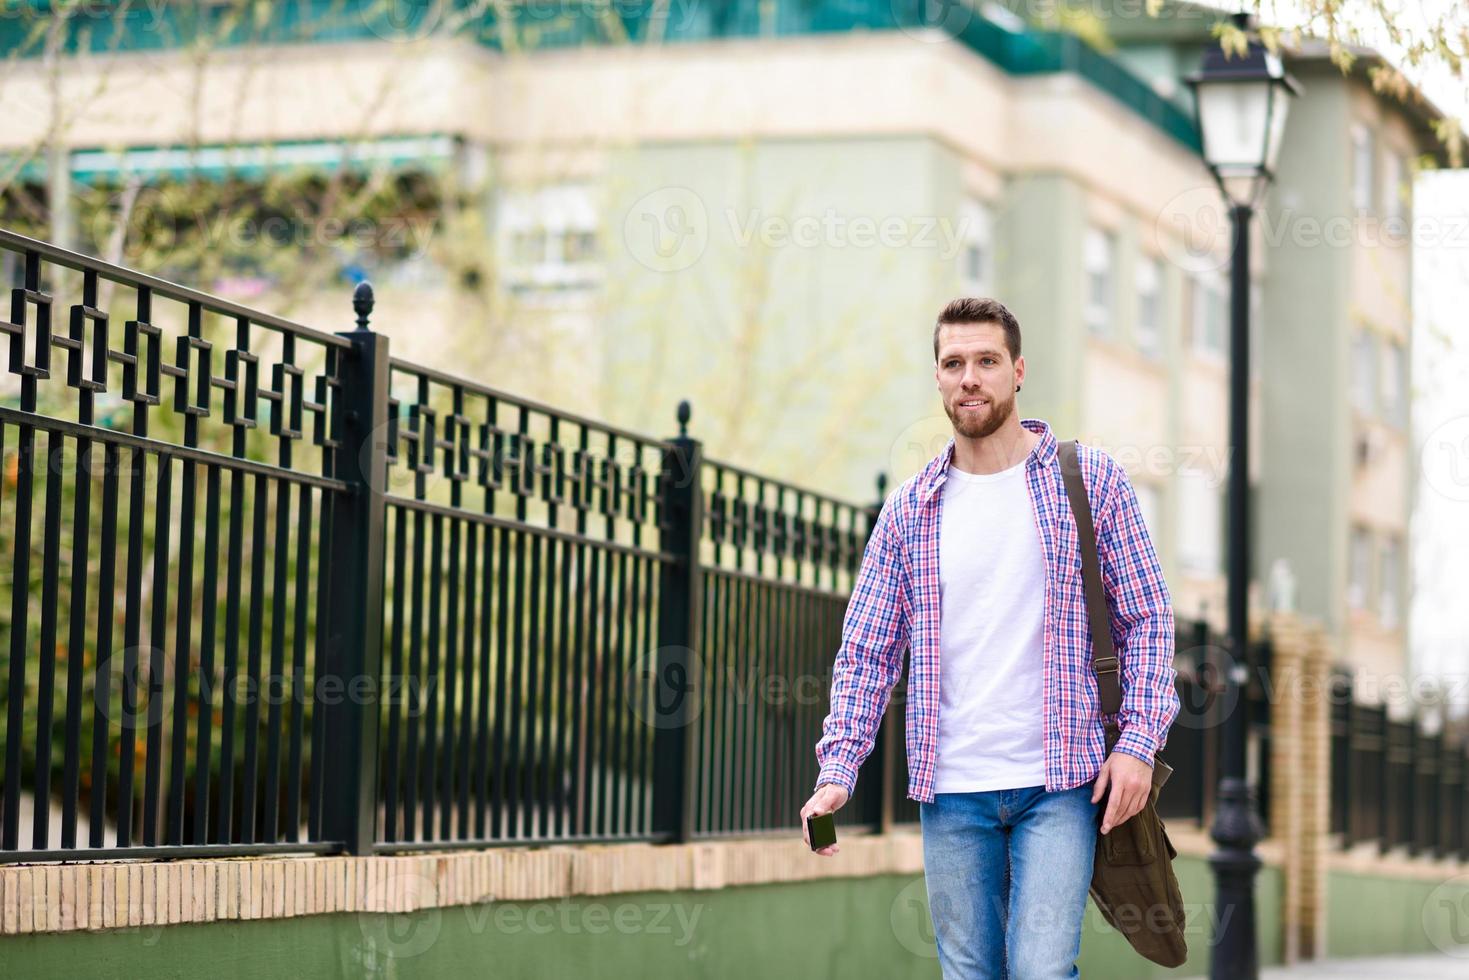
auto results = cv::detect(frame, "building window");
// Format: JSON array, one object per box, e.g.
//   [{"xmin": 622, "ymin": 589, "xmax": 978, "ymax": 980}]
[
  {"xmin": 1084, "ymin": 226, "xmax": 1115, "ymax": 337},
  {"xmin": 1190, "ymin": 271, "xmax": 1226, "ymax": 358},
  {"xmin": 1177, "ymin": 467, "xmax": 1221, "ymax": 575},
  {"xmin": 1347, "ymin": 525, "xmax": 1372, "ymax": 611},
  {"xmin": 1351, "ymin": 124, "xmax": 1374, "ymax": 212},
  {"xmin": 958, "ymin": 197, "xmax": 994, "ymax": 296},
  {"xmin": 1380, "ymin": 338, "xmax": 1406, "ymax": 425},
  {"xmin": 1379, "ymin": 534, "xmax": 1400, "ymax": 628},
  {"xmin": 1381, "ymin": 151, "xmax": 1406, "ymax": 222},
  {"xmin": 497, "ymin": 183, "xmax": 601, "ymax": 298},
  {"xmin": 1135, "ymin": 255, "xmax": 1162, "ymax": 358},
  {"xmin": 1351, "ymin": 331, "xmax": 1377, "ymax": 415}
]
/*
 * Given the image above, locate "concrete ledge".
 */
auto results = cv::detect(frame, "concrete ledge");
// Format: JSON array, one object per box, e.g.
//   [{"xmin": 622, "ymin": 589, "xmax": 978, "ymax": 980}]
[
  {"xmin": 0, "ymin": 831, "xmax": 925, "ymax": 936},
  {"xmin": 12, "ymin": 823, "xmax": 1461, "ymax": 938},
  {"xmin": 1163, "ymin": 823, "xmax": 1289, "ymax": 867},
  {"xmin": 1169, "ymin": 823, "xmax": 1469, "ymax": 883},
  {"xmin": 1327, "ymin": 840, "xmax": 1469, "ymax": 882}
]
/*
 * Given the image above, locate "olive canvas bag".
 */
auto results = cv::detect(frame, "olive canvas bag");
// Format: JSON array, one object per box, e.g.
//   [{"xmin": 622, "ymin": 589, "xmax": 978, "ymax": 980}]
[{"xmin": 1058, "ymin": 439, "xmax": 1189, "ymax": 969}]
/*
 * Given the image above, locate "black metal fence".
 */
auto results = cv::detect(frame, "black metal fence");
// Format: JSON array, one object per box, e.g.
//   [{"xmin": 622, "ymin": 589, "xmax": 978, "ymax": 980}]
[
  {"xmin": 15, "ymin": 226, "xmax": 1445, "ymax": 868},
  {"xmin": 1329, "ymin": 672, "xmax": 1469, "ymax": 857},
  {"xmin": 0, "ymin": 228, "xmax": 897, "ymax": 862},
  {"xmin": 1156, "ymin": 619, "xmax": 1274, "ymax": 835},
  {"xmin": 0, "ymin": 229, "xmax": 348, "ymax": 861}
]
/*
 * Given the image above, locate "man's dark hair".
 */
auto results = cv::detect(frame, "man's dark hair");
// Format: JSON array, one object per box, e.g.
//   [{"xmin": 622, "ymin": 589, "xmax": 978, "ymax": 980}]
[{"xmin": 933, "ymin": 297, "xmax": 1022, "ymax": 363}]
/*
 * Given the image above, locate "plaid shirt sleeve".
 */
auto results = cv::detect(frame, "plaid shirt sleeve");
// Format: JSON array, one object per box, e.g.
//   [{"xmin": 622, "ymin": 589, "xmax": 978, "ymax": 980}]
[
  {"xmin": 813, "ymin": 497, "xmax": 912, "ymax": 797},
  {"xmin": 1096, "ymin": 463, "xmax": 1181, "ymax": 767}
]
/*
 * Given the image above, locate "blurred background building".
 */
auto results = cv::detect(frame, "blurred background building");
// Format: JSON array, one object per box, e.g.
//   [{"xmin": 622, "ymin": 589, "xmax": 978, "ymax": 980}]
[{"xmin": 0, "ymin": 2, "xmax": 1456, "ymax": 704}]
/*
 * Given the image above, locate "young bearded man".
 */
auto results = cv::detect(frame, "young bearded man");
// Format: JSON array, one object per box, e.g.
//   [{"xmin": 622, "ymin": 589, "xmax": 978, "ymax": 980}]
[{"xmin": 800, "ymin": 298, "xmax": 1180, "ymax": 978}]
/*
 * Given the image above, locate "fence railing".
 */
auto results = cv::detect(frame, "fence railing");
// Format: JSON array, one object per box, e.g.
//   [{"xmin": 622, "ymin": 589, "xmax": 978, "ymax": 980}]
[
  {"xmin": 17, "ymin": 226, "xmax": 1457, "ymax": 867},
  {"xmin": 1329, "ymin": 672, "xmax": 1469, "ymax": 857},
  {"xmin": 0, "ymin": 229, "xmax": 349, "ymax": 861},
  {"xmin": 0, "ymin": 224, "xmax": 1284, "ymax": 864},
  {"xmin": 0, "ymin": 227, "xmax": 903, "ymax": 862}
]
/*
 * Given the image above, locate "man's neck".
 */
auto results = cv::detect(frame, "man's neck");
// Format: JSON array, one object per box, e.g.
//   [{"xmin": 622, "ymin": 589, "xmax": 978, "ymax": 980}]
[{"xmin": 950, "ymin": 420, "xmax": 1038, "ymax": 475}]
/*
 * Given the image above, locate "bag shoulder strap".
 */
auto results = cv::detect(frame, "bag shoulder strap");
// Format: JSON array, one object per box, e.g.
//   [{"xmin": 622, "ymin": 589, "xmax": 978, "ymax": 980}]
[{"xmin": 1057, "ymin": 439, "xmax": 1123, "ymax": 722}]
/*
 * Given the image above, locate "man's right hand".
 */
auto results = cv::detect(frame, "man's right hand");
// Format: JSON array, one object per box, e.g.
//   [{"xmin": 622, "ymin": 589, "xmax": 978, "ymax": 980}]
[{"xmin": 800, "ymin": 783, "xmax": 850, "ymax": 857}]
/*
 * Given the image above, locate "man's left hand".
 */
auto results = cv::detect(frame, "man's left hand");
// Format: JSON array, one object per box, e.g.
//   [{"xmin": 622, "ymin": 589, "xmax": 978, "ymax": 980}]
[{"xmin": 1091, "ymin": 752, "xmax": 1153, "ymax": 834}]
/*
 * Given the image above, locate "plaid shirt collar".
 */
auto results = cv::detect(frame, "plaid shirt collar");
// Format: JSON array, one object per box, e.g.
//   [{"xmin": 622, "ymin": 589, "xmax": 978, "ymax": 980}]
[{"xmin": 918, "ymin": 417, "xmax": 1059, "ymax": 502}]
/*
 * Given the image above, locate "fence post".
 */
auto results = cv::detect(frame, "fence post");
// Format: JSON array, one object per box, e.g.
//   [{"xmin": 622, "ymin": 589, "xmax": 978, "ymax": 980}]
[
  {"xmin": 320, "ymin": 282, "xmax": 390, "ymax": 855},
  {"xmin": 652, "ymin": 400, "xmax": 703, "ymax": 843},
  {"xmin": 861, "ymin": 473, "xmax": 895, "ymax": 835},
  {"xmin": 1462, "ymin": 743, "xmax": 1469, "ymax": 860},
  {"xmin": 1196, "ymin": 616, "xmax": 1215, "ymax": 826}
]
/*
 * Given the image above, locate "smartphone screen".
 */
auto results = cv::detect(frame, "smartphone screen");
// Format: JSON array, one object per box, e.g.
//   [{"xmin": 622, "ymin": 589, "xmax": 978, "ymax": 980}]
[{"xmin": 807, "ymin": 811, "xmax": 837, "ymax": 850}]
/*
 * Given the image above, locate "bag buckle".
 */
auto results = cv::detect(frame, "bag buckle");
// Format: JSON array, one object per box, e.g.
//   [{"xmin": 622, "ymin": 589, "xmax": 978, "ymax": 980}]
[{"xmin": 1094, "ymin": 655, "xmax": 1120, "ymax": 673}]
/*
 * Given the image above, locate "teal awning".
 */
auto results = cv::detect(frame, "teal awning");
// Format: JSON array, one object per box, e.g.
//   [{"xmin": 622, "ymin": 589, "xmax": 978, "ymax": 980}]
[{"xmin": 3, "ymin": 134, "xmax": 458, "ymax": 185}]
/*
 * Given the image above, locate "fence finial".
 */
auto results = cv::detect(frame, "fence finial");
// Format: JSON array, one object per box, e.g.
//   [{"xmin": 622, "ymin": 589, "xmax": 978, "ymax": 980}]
[
  {"xmin": 353, "ymin": 281, "xmax": 375, "ymax": 332},
  {"xmin": 676, "ymin": 399, "xmax": 691, "ymax": 438}
]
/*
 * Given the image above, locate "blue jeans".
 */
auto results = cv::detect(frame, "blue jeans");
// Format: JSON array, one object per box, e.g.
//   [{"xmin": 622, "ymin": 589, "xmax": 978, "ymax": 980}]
[{"xmin": 919, "ymin": 783, "xmax": 1101, "ymax": 979}]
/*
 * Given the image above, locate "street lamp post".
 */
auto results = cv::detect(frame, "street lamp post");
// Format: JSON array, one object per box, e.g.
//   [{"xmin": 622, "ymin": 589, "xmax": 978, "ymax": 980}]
[{"xmin": 1184, "ymin": 14, "xmax": 1301, "ymax": 980}]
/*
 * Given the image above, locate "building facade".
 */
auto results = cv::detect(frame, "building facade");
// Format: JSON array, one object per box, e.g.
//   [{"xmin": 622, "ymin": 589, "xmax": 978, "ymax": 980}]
[{"xmin": 0, "ymin": 0, "xmax": 1449, "ymax": 682}]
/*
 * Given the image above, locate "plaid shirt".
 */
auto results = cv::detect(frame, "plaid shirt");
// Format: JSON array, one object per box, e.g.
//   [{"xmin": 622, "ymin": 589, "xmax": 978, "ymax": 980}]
[{"xmin": 815, "ymin": 418, "xmax": 1180, "ymax": 804}]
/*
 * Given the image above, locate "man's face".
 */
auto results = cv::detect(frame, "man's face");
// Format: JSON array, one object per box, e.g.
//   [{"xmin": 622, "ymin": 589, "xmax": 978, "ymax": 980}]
[{"xmin": 935, "ymin": 320, "xmax": 1021, "ymax": 439}]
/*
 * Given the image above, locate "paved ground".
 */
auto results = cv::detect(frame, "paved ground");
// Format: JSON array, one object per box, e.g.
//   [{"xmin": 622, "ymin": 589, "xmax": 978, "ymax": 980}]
[{"xmin": 1184, "ymin": 952, "xmax": 1469, "ymax": 978}]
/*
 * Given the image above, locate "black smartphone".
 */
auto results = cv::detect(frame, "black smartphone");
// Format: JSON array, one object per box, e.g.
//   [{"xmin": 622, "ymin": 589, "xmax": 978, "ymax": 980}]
[{"xmin": 807, "ymin": 811, "xmax": 837, "ymax": 850}]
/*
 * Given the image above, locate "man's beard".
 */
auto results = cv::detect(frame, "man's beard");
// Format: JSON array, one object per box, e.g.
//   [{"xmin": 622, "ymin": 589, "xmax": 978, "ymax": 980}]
[{"xmin": 945, "ymin": 387, "xmax": 1016, "ymax": 439}]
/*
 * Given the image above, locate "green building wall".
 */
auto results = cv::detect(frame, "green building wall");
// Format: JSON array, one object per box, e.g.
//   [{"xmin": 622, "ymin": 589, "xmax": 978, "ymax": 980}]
[
  {"xmin": 15, "ymin": 856, "xmax": 1467, "ymax": 977},
  {"xmin": 1256, "ymin": 63, "xmax": 1354, "ymax": 639},
  {"xmin": 3, "ymin": 857, "xmax": 1283, "ymax": 979},
  {"xmin": 598, "ymin": 135, "xmax": 965, "ymax": 503}
]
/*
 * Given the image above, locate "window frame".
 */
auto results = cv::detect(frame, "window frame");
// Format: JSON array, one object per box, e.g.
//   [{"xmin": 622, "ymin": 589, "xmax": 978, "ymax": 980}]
[
  {"xmin": 1351, "ymin": 123, "xmax": 1375, "ymax": 213},
  {"xmin": 1083, "ymin": 225, "xmax": 1116, "ymax": 338},
  {"xmin": 1135, "ymin": 254, "xmax": 1163, "ymax": 358},
  {"xmin": 958, "ymin": 197, "xmax": 995, "ymax": 297}
]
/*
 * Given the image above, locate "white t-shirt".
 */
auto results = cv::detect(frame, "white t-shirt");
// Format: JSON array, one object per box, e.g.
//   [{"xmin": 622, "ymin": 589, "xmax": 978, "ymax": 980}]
[{"xmin": 932, "ymin": 455, "xmax": 1048, "ymax": 793}]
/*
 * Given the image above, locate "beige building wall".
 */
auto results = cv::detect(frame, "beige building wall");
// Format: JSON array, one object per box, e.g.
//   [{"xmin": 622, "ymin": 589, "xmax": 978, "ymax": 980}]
[{"xmin": 4, "ymin": 28, "xmax": 1247, "ymax": 633}]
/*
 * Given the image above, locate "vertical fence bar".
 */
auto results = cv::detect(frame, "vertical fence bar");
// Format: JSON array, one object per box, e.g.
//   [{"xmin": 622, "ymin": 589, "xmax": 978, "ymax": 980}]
[
  {"xmin": 61, "ymin": 424, "xmax": 94, "ymax": 849},
  {"xmin": 1195, "ymin": 617, "xmax": 1216, "ymax": 827},
  {"xmin": 652, "ymin": 401, "xmax": 702, "ymax": 843},
  {"xmin": 859, "ymin": 474, "xmax": 894, "ymax": 834},
  {"xmin": 2, "ymin": 255, "xmax": 42, "ymax": 852},
  {"xmin": 30, "ymin": 431, "xmax": 65, "ymax": 851},
  {"xmin": 88, "ymin": 444, "xmax": 121, "ymax": 847},
  {"xmin": 319, "ymin": 285, "xmax": 390, "ymax": 855}
]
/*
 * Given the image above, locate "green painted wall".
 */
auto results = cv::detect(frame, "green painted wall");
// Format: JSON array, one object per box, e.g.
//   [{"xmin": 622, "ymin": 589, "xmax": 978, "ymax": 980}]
[
  {"xmin": 599, "ymin": 136, "xmax": 960, "ymax": 504},
  {"xmin": 994, "ymin": 172, "xmax": 1088, "ymax": 441},
  {"xmin": 1326, "ymin": 869, "xmax": 1469, "ymax": 959},
  {"xmin": 3, "ymin": 857, "xmax": 1285, "ymax": 979},
  {"xmin": 1257, "ymin": 62, "xmax": 1353, "ymax": 638}
]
